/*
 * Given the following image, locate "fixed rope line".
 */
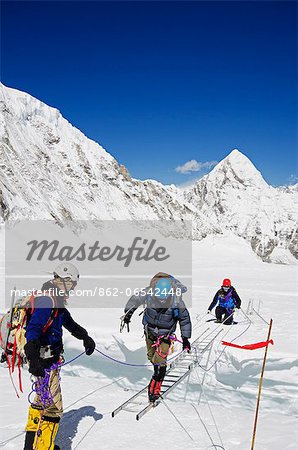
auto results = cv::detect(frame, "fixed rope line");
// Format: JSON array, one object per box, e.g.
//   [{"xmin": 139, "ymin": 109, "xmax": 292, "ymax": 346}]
[
  {"xmin": 193, "ymin": 345, "xmax": 224, "ymax": 448},
  {"xmin": 64, "ymin": 377, "xmax": 126, "ymax": 412},
  {"xmin": 62, "ymin": 351, "xmax": 86, "ymax": 366},
  {"xmin": 73, "ymin": 418, "xmax": 98, "ymax": 450},
  {"xmin": 161, "ymin": 399, "xmax": 195, "ymax": 442},
  {"xmin": 191, "ymin": 403, "xmax": 216, "ymax": 447},
  {"xmin": 0, "ymin": 431, "xmax": 25, "ymax": 447},
  {"xmin": 94, "ymin": 326, "xmax": 212, "ymax": 369},
  {"xmin": 188, "ymin": 309, "xmax": 253, "ymax": 449},
  {"xmin": 161, "ymin": 309, "xmax": 253, "ymax": 450},
  {"xmin": 206, "ymin": 446, "xmax": 226, "ymax": 449},
  {"xmin": 4, "ymin": 312, "xmax": 252, "ymax": 406},
  {"xmin": 193, "ymin": 312, "xmax": 209, "ymax": 330},
  {"xmin": 252, "ymin": 308, "xmax": 270, "ymax": 325},
  {"xmin": 94, "ymin": 346, "xmax": 186, "ymax": 368},
  {"xmin": 1, "ymin": 373, "xmax": 125, "ymax": 447},
  {"xmin": 74, "ymin": 378, "xmax": 201, "ymax": 448},
  {"xmin": 193, "ymin": 364, "xmax": 224, "ymax": 448},
  {"xmin": 198, "ymin": 317, "xmax": 252, "ymax": 373},
  {"xmin": 202, "ymin": 390, "xmax": 224, "ymax": 448},
  {"xmin": 191, "ymin": 403, "xmax": 227, "ymax": 450},
  {"xmin": 240, "ymin": 308, "xmax": 254, "ymax": 324},
  {"xmin": 1, "ymin": 309, "xmax": 255, "ymax": 447},
  {"xmin": 94, "ymin": 348, "xmax": 151, "ymax": 367}
]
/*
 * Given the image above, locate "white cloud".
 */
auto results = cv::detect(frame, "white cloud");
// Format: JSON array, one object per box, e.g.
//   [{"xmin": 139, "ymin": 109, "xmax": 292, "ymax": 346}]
[{"xmin": 175, "ymin": 159, "xmax": 217, "ymax": 174}]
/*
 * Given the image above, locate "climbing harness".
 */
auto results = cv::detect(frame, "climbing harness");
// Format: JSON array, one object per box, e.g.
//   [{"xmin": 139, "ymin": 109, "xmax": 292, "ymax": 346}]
[{"xmin": 151, "ymin": 334, "xmax": 183, "ymax": 359}]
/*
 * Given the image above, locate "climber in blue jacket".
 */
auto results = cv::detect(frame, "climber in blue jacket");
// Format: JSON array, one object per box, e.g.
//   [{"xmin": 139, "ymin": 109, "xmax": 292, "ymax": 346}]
[
  {"xmin": 23, "ymin": 263, "xmax": 95, "ymax": 450},
  {"xmin": 208, "ymin": 278, "xmax": 241, "ymax": 325}
]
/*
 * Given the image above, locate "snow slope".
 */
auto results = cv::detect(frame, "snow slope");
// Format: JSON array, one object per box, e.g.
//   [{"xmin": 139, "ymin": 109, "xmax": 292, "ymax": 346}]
[
  {"xmin": 1, "ymin": 84, "xmax": 297, "ymax": 259},
  {"xmin": 0, "ymin": 236, "xmax": 297, "ymax": 450}
]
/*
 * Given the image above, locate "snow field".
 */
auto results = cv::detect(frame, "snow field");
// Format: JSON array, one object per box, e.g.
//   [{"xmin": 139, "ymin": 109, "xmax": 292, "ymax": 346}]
[{"xmin": 0, "ymin": 236, "xmax": 297, "ymax": 449}]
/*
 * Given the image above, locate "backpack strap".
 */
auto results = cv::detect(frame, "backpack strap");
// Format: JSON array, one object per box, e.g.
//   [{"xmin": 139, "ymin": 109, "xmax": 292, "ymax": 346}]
[
  {"xmin": 42, "ymin": 308, "xmax": 58, "ymax": 333},
  {"xmin": 27, "ymin": 291, "xmax": 59, "ymax": 334},
  {"xmin": 224, "ymin": 290, "xmax": 233, "ymax": 302}
]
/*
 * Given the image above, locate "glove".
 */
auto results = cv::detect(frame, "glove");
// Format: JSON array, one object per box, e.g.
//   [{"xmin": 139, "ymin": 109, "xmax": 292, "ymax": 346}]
[
  {"xmin": 182, "ymin": 337, "xmax": 191, "ymax": 353},
  {"xmin": 24, "ymin": 340, "xmax": 45, "ymax": 378},
  {"xmin": 70, "ymin": 322, "xmax": 95, "ymax": 355},
  {"xmin": 28, "ymin": 359, "xmax": 45, "ymax": 378},
  {"xmin": 83, "ymin": 336, "xmax": 96, "ymax": 356},
  {"xmin": 124, "ymin": 315, "xmax": 131, "ymax": 324},
  {"xmin": 123, "ymin": 310, "xmax": 133, "ymax": 324},
  {"xmin": 120, "ymin": 311, "xmax": 133, "ymax": 333}
]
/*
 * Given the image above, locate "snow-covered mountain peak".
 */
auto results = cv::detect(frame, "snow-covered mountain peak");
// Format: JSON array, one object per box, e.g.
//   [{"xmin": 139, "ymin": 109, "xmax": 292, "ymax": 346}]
[
  {"xmin": 206, "ymin": 148, "xmax": 268, "ymax": 189},
  {"xmin": 1, "ymin": 83, "xmax": 58, "ymax": 126},
  {"xmin": 185, "ymin": 149, "xmax": 297, "ymax": 261},
  {"xmin": 0, "ymin": 83, "xmax": 114, "ymax": 163},
  {"xmin": 0, "ymin": 84, "xmax": 297, "ymax": 262},
  {"xmin": 0, "ymin": 83, "xmax": 218, "ymax": 239}
]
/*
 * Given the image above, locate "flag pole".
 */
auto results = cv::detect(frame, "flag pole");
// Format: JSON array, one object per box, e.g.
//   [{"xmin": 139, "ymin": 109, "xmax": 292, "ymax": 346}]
[{"xmin": 251, "ymin": 318, "xmax": 273, "ymax": 450}]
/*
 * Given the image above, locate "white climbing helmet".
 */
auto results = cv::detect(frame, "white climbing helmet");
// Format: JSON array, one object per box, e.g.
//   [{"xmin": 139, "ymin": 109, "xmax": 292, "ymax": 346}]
[{"xmin": 53, "ymin": 263, "xmax": 79, "ymax": 282}]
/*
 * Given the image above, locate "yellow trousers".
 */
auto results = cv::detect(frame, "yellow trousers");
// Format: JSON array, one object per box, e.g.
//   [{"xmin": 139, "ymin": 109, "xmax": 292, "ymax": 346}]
[{"xmin": 26, "ymin": 369, "xmax": 63, "ymax": 449}]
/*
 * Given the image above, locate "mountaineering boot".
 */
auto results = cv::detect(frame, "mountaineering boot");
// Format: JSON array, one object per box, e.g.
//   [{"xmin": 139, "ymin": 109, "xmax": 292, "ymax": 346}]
[
  {"xmin": 148, "ymin": 377, "xmax": 157, "ymax": 402},
  {"xmin": 148, "ymin": 365, "xmax": 166, "ymax": 402},
  {"xmin": 153, "ymin": 380, "xmax": 162, "ymax": 400},
  {"xmin": 215, "ymin": 318, "xmax": 222, "ymax": 323},
  {"xmin": 33, "ymin": 416, "xmax": 60, "ymax": 449},
  {"xmin": 148, "ymin": 378, "xmax": 163, "ymax": 402}
]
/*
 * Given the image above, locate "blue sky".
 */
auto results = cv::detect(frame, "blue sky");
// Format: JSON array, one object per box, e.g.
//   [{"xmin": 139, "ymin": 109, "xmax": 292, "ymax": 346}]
[{"xmin": 1, "ymin": 1, "xmax": 297, "ymax": 186}]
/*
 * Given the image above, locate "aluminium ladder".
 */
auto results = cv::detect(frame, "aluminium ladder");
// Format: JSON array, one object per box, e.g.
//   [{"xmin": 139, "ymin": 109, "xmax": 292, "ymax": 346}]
[{"xmin": 111, "ymin": 326, "xmax": 223, "ymax": 420}]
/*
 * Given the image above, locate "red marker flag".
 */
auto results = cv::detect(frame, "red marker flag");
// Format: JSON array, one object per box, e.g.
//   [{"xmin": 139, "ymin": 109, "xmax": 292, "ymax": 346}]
[{"xmin": 222, "ymin": 339, "xmax": 274, "ymax": 350}]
